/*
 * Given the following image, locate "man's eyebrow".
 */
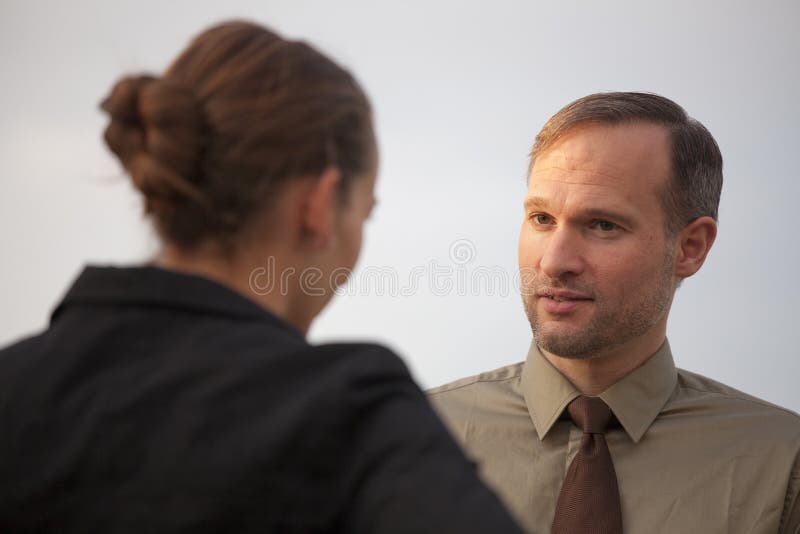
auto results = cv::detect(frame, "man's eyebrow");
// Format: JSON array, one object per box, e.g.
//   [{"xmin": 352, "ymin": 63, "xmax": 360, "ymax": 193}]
[{"xmin": 523, "ymin": 197, "xmax": 549, "ymax": 210}]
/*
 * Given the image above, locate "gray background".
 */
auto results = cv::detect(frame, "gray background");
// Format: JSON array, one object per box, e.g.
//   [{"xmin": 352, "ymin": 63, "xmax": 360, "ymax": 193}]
[{"xmin": 2, "ymin": 0, "xmax": 798, "ymax": 410}]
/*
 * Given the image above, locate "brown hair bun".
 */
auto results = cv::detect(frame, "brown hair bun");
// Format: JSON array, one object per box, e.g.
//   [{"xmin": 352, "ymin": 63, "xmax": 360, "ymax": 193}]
[
  {"xmin": 101, "ymin": 75, "xmax": 208, "ymax": 218},
  {"xmin": 100, "ymin": 21, "xmax": 374, "ymax": 252}
]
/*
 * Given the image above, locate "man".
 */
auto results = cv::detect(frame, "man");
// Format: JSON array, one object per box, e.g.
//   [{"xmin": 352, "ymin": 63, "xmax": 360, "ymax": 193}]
[{"xmin": 429, "ymin": 92, "xmax": 800, "ymax": 534}]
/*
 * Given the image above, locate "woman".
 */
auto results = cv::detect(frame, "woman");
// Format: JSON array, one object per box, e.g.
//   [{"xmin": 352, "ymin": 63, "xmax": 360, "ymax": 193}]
[{"xmin": 0, "ymin": 20, "xmax": 521, "ymax": 533}]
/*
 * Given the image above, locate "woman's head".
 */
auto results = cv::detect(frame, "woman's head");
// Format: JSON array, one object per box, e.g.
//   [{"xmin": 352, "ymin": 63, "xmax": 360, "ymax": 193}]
[
  {"xmin": 100, "ymin": 20, "xmax": 378, "ymax": 331},
  {"xmin": 101, "ymin": 20, "xmax": 376, "ymax": 253}
]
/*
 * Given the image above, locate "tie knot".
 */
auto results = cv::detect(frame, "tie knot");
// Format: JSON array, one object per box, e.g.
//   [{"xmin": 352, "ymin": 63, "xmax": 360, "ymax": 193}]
[{"xmin": 567, "ymin": 395, "xmax": 612, "ymax": 434}]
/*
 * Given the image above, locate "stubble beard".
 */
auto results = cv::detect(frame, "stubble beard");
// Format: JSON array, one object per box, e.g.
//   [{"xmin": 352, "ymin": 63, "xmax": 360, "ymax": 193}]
[{"xmin": 523, "ymin": 251, "xmax": 675, "ymax": 360}]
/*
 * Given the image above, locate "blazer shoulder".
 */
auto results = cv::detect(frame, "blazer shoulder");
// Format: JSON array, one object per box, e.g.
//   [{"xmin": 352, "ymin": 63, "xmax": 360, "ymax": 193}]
[{"xmin": 310, "ymin": 342, "xmax": 409, "ymax": 376}]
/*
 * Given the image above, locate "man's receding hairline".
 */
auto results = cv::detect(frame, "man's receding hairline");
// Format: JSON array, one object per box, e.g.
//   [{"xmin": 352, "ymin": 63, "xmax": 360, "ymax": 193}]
[
  {"xmin": 533, "ymin": 116, "xmax": 672, "ymax": 153},
  {"xmin": 528, "ymin": 118, "xmax": 675, "ymax": 181}
]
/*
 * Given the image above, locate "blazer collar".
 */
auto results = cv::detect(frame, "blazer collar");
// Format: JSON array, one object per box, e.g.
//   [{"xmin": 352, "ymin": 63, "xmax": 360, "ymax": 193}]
[{"xmin": 52, "ymin": 264, "xmax": 304, "ymax": 340}]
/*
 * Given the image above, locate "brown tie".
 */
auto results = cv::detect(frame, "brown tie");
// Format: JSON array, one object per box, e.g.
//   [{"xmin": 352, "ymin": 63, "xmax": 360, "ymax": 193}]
[{"xmin": 551, "ymin": 395, "xmax": 623, "ymax": 534}]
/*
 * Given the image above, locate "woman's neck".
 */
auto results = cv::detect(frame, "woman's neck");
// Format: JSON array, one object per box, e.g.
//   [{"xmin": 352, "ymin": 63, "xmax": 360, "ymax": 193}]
[{"xmin": 154, "ymin": 244, "xmax": 308, "ymax": 334}]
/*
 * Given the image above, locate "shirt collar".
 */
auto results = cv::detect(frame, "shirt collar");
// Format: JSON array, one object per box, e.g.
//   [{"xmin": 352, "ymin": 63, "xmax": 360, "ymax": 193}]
[
  {"xmin": 52, "ymin": 264, "xmax": 305, "ymax": 341},
  {"xmin": 521, "ymin": 340, "xmax": 677, "ymax": 443}
]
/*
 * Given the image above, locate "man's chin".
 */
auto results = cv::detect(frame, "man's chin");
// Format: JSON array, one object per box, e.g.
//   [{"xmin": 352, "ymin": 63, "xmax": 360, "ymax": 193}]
[{"xmin": 533, "ymin": 326, "xmax": 603, "ymax": 360}]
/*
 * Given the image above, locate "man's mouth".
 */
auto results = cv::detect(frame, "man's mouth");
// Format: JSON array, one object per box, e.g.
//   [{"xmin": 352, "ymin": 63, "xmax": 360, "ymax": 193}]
[
  {"xmin": 539, "ymin": 290, "xmax": 591, "ymax": 301},
  {"xmin": 537, "ymin": 290, "xmax": 592, "ymax": 313}
]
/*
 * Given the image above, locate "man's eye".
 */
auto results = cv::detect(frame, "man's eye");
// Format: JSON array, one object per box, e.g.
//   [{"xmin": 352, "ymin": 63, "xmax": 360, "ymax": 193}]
[
  {"xmin": 592, "ymin": 220, "xmax": 618, "ymax": 232},
  {"xmin": 532, "ymin": 214, "xmax": 554, "ymax": 225}
]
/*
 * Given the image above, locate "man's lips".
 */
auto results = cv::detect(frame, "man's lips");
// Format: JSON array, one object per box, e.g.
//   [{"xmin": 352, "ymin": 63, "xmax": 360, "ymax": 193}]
[
  {"xmin": 537, "ymin": 289, "xmax": 592, "ymax": 314},
  {"xmin": 537, "ymin": 289, "xmax": 591, "ymax": 301}
]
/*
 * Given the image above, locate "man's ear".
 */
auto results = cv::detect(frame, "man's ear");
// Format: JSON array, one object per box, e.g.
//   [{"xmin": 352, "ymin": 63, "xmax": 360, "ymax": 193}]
[
  {"xmin": 302, "ymin": 167, "xmax": 341, "ymax": 249},
  {"xmin": 674, "ymin": 216, "xmax": 717, "ymax": 278}
]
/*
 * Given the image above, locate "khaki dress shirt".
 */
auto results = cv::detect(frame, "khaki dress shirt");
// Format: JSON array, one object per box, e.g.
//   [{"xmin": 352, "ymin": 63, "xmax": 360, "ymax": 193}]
[{"xmin": 429, "ymin": 341, "xmax": 800, "ymax": 534}]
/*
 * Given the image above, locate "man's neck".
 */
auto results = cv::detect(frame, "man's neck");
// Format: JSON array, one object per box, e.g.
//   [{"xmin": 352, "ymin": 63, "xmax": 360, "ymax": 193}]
[{"xmin": 540, "ymin": 332, "xmax": 667, "ymax": 396}]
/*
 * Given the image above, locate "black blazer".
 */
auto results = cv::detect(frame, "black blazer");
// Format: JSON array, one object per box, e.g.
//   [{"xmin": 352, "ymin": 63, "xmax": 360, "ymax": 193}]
[{"xmin": 0, "ymin": 266, "xmax": 521, "ymax": 533}]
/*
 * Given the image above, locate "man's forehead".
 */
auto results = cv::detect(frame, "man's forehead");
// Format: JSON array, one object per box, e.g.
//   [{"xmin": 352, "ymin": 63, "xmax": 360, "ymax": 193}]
[{"xmin": 529, "ymin": 122, "xmax": 672, "ymax": 189}]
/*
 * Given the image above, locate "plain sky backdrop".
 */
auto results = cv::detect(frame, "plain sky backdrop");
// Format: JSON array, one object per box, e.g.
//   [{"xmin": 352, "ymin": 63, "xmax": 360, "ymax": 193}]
[{"xmin": 2, "ymin": 0, "xmax": 799, "ymax": 410}]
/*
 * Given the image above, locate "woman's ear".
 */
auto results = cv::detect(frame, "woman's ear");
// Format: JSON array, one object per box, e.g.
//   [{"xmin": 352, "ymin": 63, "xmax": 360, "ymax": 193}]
[
  {"xmin": 301, "ymin": 167, "xmax": 341, "ymax": 249},
  {"xmin": 674, "ymin": 216, "xmax": 717, "ymax": 278}
]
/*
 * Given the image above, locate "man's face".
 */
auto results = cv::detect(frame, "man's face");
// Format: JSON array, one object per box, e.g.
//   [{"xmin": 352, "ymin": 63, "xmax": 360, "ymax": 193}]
[{"xmin": 519, "ymin": 122, "xmax": 678, "ymax": 359}]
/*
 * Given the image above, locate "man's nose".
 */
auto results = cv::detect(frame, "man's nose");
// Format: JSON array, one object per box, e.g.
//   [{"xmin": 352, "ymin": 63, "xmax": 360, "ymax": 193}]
[{"xmin": 539, "ymin": 227, "xmax": 585, "ymax": 279}]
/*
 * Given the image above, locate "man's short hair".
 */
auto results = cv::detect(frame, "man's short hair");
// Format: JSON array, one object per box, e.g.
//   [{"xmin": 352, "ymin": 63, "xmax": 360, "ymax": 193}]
[{"xmin": 529, "ymin": 92, "xmax": 723, "ymax": 236}]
